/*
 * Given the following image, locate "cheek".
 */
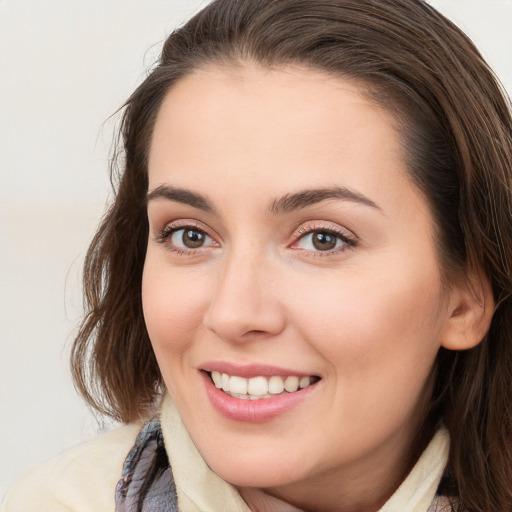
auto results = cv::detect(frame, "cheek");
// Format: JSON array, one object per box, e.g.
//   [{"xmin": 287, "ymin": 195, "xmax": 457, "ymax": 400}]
[
  {"xmin": 288, "ymin": 264, "xmax": 446, "ymax": 382},
  {"xmin": 285, "ymin": 268, "xmax": 446, "ymax": 443},
  {"xmin": 141, "ymin": 261, "xmax": 210, "ymax": 356}
]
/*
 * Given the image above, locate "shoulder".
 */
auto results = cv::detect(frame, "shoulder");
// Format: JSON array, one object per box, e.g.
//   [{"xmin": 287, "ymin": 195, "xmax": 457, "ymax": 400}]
[{"xmin": 1, "ymin": 423, "xmax": 142, "ymax": 512}]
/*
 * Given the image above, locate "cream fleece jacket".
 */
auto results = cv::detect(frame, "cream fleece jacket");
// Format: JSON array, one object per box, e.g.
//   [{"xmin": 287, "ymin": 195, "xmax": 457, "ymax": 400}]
[{"xmin": 1, "ymin": 395, "xmax": 449, "ymax": 512}]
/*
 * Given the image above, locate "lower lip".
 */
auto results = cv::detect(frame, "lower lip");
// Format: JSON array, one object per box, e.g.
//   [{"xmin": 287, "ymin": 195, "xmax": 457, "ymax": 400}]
[{"xmin": 201, "ymin": 372, "xmax": 318, "ymax": 423}]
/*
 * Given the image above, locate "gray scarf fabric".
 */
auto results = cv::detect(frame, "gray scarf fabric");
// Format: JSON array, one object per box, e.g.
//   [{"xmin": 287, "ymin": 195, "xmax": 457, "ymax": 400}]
[
  {"xmin": 115, "ymin": 420, "xmax": 455, "ymax": 512},
  {"xmin": 115, "ymin": 419, "xmax": 179, "ymax": 512}
]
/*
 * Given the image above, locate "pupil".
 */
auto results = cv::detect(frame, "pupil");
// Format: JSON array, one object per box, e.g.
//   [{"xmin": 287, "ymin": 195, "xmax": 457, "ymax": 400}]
[
  {"xmin": 183, "ymin": 229, "xmax": 205, "ymax": 248},
  {"xmin": 313, "ymin": 232, "xmax": 336, "ymax": 251}
]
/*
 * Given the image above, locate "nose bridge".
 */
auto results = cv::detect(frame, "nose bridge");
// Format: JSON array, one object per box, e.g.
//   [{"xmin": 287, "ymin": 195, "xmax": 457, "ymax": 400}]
[{"xmin": 204, "ymin": 241, "xmax": 285, "ymax": 341}]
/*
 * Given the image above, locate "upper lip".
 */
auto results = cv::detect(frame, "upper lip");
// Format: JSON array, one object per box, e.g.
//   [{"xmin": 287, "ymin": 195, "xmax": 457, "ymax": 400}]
[{"xmin": 200, "ymin": 361, "xmax": 318, "ymax": 378}]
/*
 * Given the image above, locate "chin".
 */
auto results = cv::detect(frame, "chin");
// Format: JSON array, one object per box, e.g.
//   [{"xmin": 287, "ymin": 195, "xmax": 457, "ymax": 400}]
[
  {"xmin": 221, "ymin": 470, "xmax": 299, "ymax": 489},
  {"xmin": 204, "ymin": 450, "xmax": 311, "ymax": 489}
]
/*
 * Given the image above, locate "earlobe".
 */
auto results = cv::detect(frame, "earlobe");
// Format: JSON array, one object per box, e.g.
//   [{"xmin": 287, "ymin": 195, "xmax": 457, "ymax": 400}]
[{"xmin": 441, "ymin": 271, "xmax": 495, "ymax": 351}]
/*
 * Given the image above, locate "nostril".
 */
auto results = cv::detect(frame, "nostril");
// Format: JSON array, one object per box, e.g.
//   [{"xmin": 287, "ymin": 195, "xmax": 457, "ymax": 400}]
[{"xmin": 243, "ymin": 329, "xmax": 267, "ymax": 337}]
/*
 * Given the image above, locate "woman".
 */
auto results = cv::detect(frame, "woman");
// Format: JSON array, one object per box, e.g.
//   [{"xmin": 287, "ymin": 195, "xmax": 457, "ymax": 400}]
[{"xmin": 3, "ymin": 0, "xmax": 512, "ymax": 511}]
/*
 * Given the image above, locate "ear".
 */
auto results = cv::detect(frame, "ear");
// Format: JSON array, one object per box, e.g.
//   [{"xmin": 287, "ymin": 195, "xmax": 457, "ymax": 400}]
[{"xmin": 441, "ymin": 270, "xmax": 495, "ymax": 351}]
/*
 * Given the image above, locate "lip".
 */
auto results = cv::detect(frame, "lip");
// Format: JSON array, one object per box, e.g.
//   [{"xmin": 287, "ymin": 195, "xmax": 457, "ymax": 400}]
[
  {"xmin": 200, "ymin": 361, "xmax": 316, "ymax": 378},
  {"xmin": 200, "ymin": 370, "xmax": 319, "ymax": 423}
]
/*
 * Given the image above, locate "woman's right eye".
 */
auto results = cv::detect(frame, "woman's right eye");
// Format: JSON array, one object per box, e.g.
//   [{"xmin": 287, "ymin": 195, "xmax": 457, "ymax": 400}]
[{"xmin": 157, "ymin": 226, "xmax": 215, "ymax": 252}]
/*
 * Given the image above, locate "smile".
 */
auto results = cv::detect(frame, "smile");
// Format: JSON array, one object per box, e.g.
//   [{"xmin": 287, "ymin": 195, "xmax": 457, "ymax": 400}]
[
  {"xmin": 200, "ymin": 363, "xmax": 322, "ymax": 422},
  {"xmin": 209, "ymin": 371, "xmax": 320, "ymax": 400}
]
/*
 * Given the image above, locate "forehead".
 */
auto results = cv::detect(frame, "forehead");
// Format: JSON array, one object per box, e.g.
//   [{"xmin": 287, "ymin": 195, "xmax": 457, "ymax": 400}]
[
  {"xmin": 147, "ymin": 64, "xmax": 430, "ymax": 228},
  {"xmin": 151, "ymin": 64, "xmax": 392, "ymax": 140},
  {"xmin": 148, "ymin": 65, "xmax": 408, "ymax": 195}
]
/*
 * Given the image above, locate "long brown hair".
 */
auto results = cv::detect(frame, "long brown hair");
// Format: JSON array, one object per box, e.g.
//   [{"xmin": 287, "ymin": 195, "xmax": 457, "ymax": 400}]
[{"xmin": 71, "ymin": 1, "xmax": 512, "ymax": 510}]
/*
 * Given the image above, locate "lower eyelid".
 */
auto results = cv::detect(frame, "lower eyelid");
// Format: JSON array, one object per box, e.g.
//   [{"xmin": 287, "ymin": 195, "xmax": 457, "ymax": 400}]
[{"xmin": 293, "ymin": 237, "xmax": 350, "ymax": 255}]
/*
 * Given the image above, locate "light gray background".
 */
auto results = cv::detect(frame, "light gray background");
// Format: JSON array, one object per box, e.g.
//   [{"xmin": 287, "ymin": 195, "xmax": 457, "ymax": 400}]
[{"xmin": 1, "ymin": 0, "xmax": 511, "ymax": 501}]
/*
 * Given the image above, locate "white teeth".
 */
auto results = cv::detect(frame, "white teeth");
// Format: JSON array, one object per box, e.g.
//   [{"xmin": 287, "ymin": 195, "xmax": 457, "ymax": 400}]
[
  {"xmin": 269, "ymin": 375, "xmax": 285, "ymax": 394},
  {"xmin": 248, "ymin": 376, "xmax": 268, "ymax": 395},
  {"xmin": 221, "ymin": 373, "xmax": 230, "ymax": 392},
  {"xmin": 230, "ymin": 375, "xmax": 248, "ymax": 394},
  {"xmin": 211, "ymin": 371, "xmax": 222, "ymax": 388},
  {"xmin": 210, "ymin": 372, "xmax": 317, "ymax": 399},
  {"xmin": 299, "ymin": 376, "xmax": 310, "ymax": 389},
  {"xmin": 284, "ymin": 376, "xmax": 299, "ymax": 392}
]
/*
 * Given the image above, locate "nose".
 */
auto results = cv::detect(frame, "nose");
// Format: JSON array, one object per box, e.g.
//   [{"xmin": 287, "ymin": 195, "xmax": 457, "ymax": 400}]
[{"xmin": 203, "ymin": 248, "xmax": 286, "ymax": 343}]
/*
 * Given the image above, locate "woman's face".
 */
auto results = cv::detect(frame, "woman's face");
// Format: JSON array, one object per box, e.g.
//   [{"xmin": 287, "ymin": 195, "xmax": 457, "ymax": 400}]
[{"xmin": 142, "ymin": 66, "xmax": 454, "ymax": 497}]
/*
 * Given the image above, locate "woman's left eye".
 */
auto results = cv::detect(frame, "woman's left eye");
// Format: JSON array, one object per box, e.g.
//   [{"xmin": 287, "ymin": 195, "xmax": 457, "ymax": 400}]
[{"xmin": 294, "ymin": 229, "xmax": 354, "ymax": 253}]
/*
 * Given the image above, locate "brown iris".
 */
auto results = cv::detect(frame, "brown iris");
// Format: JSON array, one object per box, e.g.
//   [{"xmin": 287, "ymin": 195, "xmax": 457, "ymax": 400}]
[
  {"xmin": 312, "ymin": 231, "xmax": 338, "ymax": 251},
  {"xmin": 182, "ymin": 229, "xmax": 207, "ymax": 248}
]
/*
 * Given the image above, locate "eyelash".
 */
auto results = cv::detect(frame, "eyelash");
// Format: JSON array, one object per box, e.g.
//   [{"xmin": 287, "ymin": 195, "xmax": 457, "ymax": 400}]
[
  {"xmin": 155, "ymin": 221, "xmax": 357, "ymax": 257},
  {"xmin": 292, "ymin": 224, "xmax": 357, "ymax": 256},
  {"xmin": 155, "ymin": 221, "xmax": 217, "ymax": 256}
]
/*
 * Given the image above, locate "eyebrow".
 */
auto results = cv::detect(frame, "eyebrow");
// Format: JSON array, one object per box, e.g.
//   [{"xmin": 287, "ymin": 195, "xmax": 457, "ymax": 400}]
[
  {"xmin": 146, "ymin": 184, "xmax": 381, "ymax": 214},
  {"xmin": 147, "ymin": 185, "xmax": 215, "ymax": 212},
  {"xmin": 268, "ymin": 186, "xmax": 381, "ymax": 214}
]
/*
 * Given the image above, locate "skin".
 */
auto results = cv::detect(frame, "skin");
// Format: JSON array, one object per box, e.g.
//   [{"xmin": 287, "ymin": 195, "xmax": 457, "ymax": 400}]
[{"xmin": 142, "ymin": 65, "xmax": 466, "ymax": 512}]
